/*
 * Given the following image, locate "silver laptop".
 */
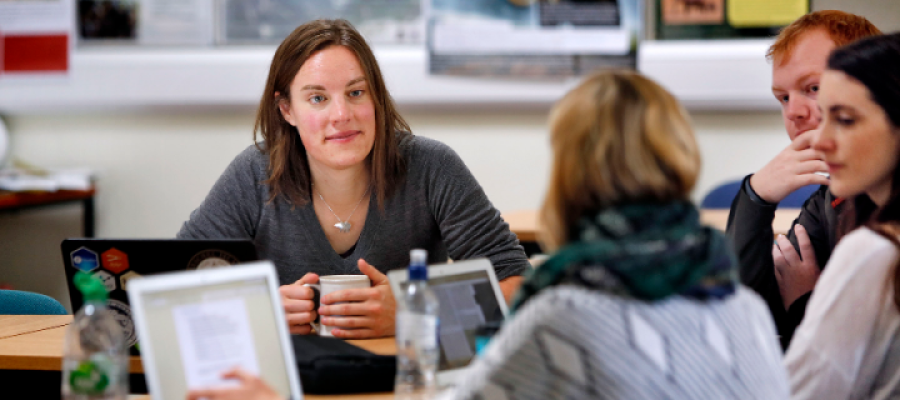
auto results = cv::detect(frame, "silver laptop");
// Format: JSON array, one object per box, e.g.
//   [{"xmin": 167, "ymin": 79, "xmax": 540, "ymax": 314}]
[
  {"xmin": 388, "ymin": 258, "xmax": 509, "ymax": 387},
  {"xmin": 128, "ymin": 261, "xmax": 302, "ymax": 400}
]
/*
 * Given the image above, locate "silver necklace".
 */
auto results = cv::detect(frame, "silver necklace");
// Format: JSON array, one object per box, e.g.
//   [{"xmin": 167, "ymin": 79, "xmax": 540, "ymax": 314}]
[{"xmin": 315, "ymin": 185, "xmax": 370, "ymax": 233}]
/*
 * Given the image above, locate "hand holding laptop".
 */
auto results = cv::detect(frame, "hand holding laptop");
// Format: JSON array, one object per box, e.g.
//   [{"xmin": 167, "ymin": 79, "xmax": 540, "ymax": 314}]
[{"xmin": 280, "ymin": 259, "xmax": 397, "ymax": 339}]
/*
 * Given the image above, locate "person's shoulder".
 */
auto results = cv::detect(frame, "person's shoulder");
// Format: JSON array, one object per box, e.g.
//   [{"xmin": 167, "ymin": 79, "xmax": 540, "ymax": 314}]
[
  {"xmin": 732, "ymin": 285, "xmax": 777, "ymax": 317},
  {"xmin": 401, "ymin": 135, "xmax": 464, "ymax": 171},
  {"xmin": 221, "ymin": 143, "xmax": 268, "ymax": 180},
  {"xmin": 233, "ymin": 143, "xmax": 267, "ymax": 166},
  {"xmin": 837, "ymin": 227, "xmax": 896, "ymax": 254},
  {"xmin": 823, "ymin": 227, "xmax": 899, "ymax": 286},
  {"xmin": 401, "ymin": 135, "xmax": 455, "ymax": 159},
  {"xmin": 513, "ymin": 287, "xmax": 604, "ymax": 327},
  {"xmin": 522, "ymin": 286, "xmax": 623, "ymax": 315}
]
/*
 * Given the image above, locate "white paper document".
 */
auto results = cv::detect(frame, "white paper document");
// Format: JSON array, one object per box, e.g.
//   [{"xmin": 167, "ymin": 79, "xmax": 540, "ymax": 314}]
[
  {"xmin": 172, "ymin": 298, "xmax": 261, "ymax": 389},
  {"xmin": 0, "ymin": 167, "xmax": 94, "ymax": 192},
  {"xmin": 139, "ymin": 0, "xmax": 214, "ymax": 45}
]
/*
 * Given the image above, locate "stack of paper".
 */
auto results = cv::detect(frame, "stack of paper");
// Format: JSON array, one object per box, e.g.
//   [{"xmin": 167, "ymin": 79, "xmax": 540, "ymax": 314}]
[{"xmin": 0, "ymin": 167, "xmax": 94, "ymax": 192}]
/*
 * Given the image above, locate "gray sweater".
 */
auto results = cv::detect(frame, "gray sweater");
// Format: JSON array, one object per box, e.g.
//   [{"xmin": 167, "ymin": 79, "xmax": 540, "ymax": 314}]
[{"xmin": 177, "ymin": 136, "xmax": 529, "ymax": 285}]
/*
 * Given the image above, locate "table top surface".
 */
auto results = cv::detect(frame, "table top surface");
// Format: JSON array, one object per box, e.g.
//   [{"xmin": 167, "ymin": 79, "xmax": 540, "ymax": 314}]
[
  {"xmin": 0, "ymin": 316, "xmax": 396, "ymax": 372},
  {"xmin": 503, "ymin": 208, "xmax": 802, "ymax": 243},
  {"xmin": 0, "ymin": 315, "xmax": 72, "ymax": 340},
  {"xmin": 0, "ymin": 187, "xmax": 95, "ymax": 210},
  {"xmin": 0, "ymin": 315, "xmax": 397, "ymax": 399}
]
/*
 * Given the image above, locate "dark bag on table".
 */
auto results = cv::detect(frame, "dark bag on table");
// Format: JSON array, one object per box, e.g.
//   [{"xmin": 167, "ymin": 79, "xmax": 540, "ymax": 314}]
[{"xmin": 290, "ymin": 334, "xmax": 396, "ymax": 394}]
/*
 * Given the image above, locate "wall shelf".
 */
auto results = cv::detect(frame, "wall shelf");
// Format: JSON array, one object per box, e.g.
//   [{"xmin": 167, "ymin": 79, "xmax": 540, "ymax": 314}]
[{"xmin": 0, "ymin": 39, "xmax": 778, "ymax": 115}]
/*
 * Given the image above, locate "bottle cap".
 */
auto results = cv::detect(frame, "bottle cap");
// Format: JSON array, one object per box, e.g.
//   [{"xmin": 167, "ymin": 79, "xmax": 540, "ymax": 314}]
[
  {"xmin": 410, "ymin": 249, "xmax": 427, "ymax": 266},
  {"xmin": 409, "ymin": 249, "xmax": 428, "ymax": 281},
  {"xmin": 74, "ymin": 272, "xmax": 108, "ymax": 302}
]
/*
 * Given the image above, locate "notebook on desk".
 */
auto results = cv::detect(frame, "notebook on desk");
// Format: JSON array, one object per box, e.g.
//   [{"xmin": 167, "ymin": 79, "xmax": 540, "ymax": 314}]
[
  {"xmin": 388, "ymin": 258, "xmax": 509, "ymax": 387},
  {"xmin": 128, "ymin": 261, "xmax": 303, "ymax": 400},
  {"xmin": 60, "ymin": 238, "xmax": 258, "ymax": 352}
]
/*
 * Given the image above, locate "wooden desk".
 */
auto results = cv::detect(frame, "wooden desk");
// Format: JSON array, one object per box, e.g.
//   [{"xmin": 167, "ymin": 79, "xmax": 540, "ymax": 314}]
[
  {"xmin": 0, "ymin": 187, "xmax": 96, "ymax": 237},
  {"xmin": 0, "ymin": 315, "xmax": 396, "ymax": 399},
  {"xmin": 502, "ymin": 210, "xmax": 540, "ymax": 243},
  {"xmin": 700, "ymin": 209, "xmax": 801, "ymax": 236},
  {"xmin": 503, "ymin": 208, "xmax": 802, "ymax": 245},
  {"xmin": 0, "ymin": 315, "xmax": 71, "ymax": 340}
]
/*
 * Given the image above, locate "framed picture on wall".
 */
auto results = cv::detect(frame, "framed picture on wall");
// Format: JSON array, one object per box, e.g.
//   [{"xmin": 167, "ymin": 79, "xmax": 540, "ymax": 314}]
[
  {"xmin": 78, "ymin": 0, "xmax": 137, "ymax": 41},
  {"xmin": 428, "ymin": 0, "xmax": 642, "ymax": 78}
]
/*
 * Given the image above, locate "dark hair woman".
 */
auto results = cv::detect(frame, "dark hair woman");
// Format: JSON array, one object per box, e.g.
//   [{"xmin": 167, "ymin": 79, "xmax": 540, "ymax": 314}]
[
  {"xmin": 178, "ymin": 19, "xmax": 527, "ymax": 340},
  {"xmin": 784, "ymin": 32, "xmax": 900, "ymax": 399}
]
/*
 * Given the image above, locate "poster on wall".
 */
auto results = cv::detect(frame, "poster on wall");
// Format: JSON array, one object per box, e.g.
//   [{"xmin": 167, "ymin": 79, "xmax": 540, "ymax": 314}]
[
  {"xmin": 0, "ymin": 0, "xmax": 75, "ymax": 79},
  {"xmin": 77, "ymin": 0, "xmax": 215, "ymax": 45},
  {"xmin": 217, "ymin": 0, "xmax": 423, "ymax": 44},
  {"xmin": 656, "ymin": 0, "xmax": 809, "ymax": 40},
  {"xmin": 138, "ymin": 0, "xmax": 214, "ymax": 45},
  {"xmin": 78, "ymin": 0, "xmax": 137, "ymax": 41},
  {"xmin": 428, "ymin": 0, "xmax": 642, "ymax": 78},
  {"xmin": 661, "ymin": 0, "xmax": 724, "ymax": 25}
]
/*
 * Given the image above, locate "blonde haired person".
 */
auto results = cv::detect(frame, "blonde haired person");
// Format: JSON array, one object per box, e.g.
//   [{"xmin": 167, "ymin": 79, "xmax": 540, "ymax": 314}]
[{"xmin": 441, "ymin": 70, "xmax": 789, "ymax": 400}]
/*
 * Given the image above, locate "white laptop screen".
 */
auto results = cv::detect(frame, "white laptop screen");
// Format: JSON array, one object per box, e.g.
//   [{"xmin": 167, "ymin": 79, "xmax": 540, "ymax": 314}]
[
  {"xmin": 138, "ymin": 277, "xmax": 293, "ymax": 400},
  {"xmin": 429, "ymin": 270, "xmax": 505, "ymax": 370}
]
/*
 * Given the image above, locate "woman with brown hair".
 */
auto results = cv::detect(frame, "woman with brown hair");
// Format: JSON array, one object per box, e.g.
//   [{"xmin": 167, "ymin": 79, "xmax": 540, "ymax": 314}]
[
  {"xmin": 444, "ymin": 70, "xmax": 789, "ymax": 399},
  {"xmin": 785, "ymin": 32, "xmax": 900, "ymax": 399},
  {"xmin": 178, "ymin": 19, "xmax": 527, "ymax": 339}
]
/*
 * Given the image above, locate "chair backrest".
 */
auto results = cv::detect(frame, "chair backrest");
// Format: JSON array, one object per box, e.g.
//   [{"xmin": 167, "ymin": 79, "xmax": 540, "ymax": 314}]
[
  {"xmin": 701, "ymin": 180, "xmax": 821, "ymax": 209},
  {"xmin": 780, "ymin": 184, "xmax": 820, "ymax": 208},
  {"xmin": 0, "ymin": 290, "xmax": 67, "ymax": 315},
  {"xmin": 701, "ymin": 180, "xmax": 743, "ymax": 209}
]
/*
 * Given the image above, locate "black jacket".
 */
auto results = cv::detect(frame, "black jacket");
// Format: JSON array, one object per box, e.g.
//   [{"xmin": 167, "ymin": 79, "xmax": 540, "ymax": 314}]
[{"xmin": 726, "ymin": 174, "xmax": 840, "ymax": 351}]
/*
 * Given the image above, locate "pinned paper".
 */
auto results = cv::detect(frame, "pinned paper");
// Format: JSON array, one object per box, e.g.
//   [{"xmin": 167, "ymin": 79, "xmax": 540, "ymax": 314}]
[
  {"xmin": 727, "ymin": 0, "xmax": 808, "ymax": 28},
  {"xmin": 663, "ymin": 0, "xmax": 724, "ymax": 25},
  {"xmin": 0, "ymin": 0, "xmax": 75, "ymax": 77}
]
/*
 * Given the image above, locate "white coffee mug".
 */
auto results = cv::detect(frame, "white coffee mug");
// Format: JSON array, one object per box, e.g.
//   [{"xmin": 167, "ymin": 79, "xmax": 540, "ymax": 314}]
[{"xmin": 304, "ymin": 275, "xmax": 371, "ymax": 337}]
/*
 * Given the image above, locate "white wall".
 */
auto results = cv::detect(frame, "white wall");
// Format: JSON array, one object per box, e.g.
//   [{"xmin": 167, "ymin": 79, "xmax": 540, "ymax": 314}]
[{"xmin": 0, "ymin": 108, "xmax": 788, "ymax": 309}]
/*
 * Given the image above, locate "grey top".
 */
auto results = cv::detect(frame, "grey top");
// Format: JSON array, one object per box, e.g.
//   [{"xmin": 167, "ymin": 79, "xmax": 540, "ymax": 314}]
[{"xmin": 177, "ymin": 136, "xmax": 529, "ymax": 285}]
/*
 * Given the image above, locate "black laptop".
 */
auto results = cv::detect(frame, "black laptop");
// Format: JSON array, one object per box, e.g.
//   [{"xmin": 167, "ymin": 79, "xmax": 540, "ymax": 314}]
[{"xmin": 60, "ymin": 239, "xmax": 258, "ymax": 353}]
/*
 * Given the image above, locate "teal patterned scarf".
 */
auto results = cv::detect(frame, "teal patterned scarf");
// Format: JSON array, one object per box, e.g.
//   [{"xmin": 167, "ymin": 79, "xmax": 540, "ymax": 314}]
[{"xmin": 512, "ymin": 201, "xmax": 738, "ymax": 313}]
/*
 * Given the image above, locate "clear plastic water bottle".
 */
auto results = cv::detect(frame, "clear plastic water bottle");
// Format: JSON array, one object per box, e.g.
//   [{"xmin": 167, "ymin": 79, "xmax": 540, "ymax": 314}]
[
  {"xmin": 395, "ymin": 249, "xmax": 440, "ymax": 400},
  {"xmin": 62, "ymin": 272, "xmax": 128, "ymax": 400}
]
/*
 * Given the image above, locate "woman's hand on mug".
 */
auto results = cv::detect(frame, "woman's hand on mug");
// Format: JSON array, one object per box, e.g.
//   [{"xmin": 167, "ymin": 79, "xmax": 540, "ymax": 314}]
[
  {"xmin": 318, "ymin": 259, "xmax": 396, "ymax": 339},
  {"xmin": 279, "ymin": 273, "xmax": 320, "ymax": 335}
]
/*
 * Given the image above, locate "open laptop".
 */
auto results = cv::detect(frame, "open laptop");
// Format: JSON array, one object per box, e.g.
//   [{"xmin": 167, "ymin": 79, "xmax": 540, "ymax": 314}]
[
  {"xmin": 387, "ymin": 258, "xmax": 509, "ymax": 387},
  {"xmin": 61, "ymin": 239, "xmax": 257, "ymax": 351},
  {"xmin": 128, "ymin": 261, "xmax": 303, "ymax": 400}
]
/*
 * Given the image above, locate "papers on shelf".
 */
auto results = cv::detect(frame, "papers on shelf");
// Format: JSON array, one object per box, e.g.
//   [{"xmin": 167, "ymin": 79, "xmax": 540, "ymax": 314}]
[{"xmin": 0, "ymin": 167, "xmax": 93, "ymax": 192}]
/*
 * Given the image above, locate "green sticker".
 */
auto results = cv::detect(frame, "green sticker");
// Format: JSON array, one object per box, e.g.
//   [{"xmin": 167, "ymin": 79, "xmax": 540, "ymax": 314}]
[{"xmin": 69, "ymin": 360, "xmax": 110, "ymax": 394}]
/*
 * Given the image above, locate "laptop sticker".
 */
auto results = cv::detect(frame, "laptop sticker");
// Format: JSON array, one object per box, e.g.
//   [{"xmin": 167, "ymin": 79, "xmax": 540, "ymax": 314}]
[
  {"xmin": 187, "ymin": 250, "xmax": 239, "ymax": 270},
  {"xmin": 101, "ymin": 248, "xmax": 129, "ymax": 274},
  {"xmin": 94, "ymin": 270, "xmax": 117, "ymax": 292},
  {"xmin": 108, "ymin": 299, "xmax": 138, "ymax": 347},
  {"xmin": 119, "ymin": 271, "xmax": 141, "ymax": 291},
  {"xmin": 71, "ymin": 247, "xmax": 100, "ymax": 272}
]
